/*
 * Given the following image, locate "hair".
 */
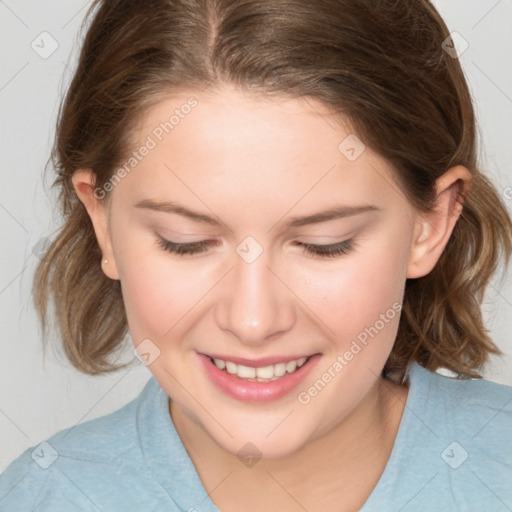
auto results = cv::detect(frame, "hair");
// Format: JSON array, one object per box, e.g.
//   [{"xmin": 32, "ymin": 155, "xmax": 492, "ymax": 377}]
[{"xmin": 33, "ymin": 0, "xmax": 512, "ymax": 381}]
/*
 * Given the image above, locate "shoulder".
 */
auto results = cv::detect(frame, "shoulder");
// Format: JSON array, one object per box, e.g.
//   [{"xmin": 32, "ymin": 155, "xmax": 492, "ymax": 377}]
[
  {"xmin": 408, "ymin": 361, "xmax": 512, "ymax": 451},
  {"xmin": 0, "ymin": 377, "xmax": 160, "ymax": 511},
  {"xmin": 425, "ymin": 364, "xmax": 511, "ymax": 415},
  {"xmin": 372, "ymin": 363, "xmax": 512, "ymax": 510}
]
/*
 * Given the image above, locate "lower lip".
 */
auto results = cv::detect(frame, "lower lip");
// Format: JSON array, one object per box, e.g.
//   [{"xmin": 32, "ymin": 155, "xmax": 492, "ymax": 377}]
[{"xmin": 197, "ymin": 353, "xmax": 321, "ymax": 403}]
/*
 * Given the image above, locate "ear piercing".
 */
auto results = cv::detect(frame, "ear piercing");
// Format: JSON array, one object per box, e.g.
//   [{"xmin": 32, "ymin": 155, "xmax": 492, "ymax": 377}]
[{"xmin": 103, "ymin": 259, "xmax": 109, "ymax": 265}]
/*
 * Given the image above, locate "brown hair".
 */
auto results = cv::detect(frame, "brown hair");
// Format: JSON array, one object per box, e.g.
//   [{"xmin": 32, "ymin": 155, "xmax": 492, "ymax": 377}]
[{"xmin": 34, "ymin": 0, "xmax": 512, "ymax": 380}]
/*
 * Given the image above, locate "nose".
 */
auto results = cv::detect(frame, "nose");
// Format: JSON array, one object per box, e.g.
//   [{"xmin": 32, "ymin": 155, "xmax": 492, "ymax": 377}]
[{"xmin": 214, "ymin": 245, "xmax": 296, "ymax": 347}]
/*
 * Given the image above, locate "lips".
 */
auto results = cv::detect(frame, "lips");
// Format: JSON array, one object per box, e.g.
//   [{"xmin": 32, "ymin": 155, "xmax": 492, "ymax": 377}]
[
  {"xmin": 197, "ymin": 352, "xmax": 321, "ymax": 403},
  {"xmin": 206, "ymin": 355, "xmax": 309, "ymax": 381}
]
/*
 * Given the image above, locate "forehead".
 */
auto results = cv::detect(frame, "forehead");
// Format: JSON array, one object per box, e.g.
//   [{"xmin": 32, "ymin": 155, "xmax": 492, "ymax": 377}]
[
  {"xmin": 135, "ymin": 86, "xmax": 345, "ymax": 151},
  {"xmin": 122, "ymin": 86, "xmax": 404, "ymax": 215}
]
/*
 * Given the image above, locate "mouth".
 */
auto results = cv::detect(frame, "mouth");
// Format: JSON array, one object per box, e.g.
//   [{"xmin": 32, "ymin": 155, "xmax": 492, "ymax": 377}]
[
  {"xmin": 197, "ymin": 352, "xmax": 321, "ymax": 403},
  {"xmin": 205, "ymin": 355, "xmax": 310, "ymax": 382}
]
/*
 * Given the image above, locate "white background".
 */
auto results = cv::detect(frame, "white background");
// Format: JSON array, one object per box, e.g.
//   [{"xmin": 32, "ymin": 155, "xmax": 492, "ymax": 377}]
[{"xmin": 1, "ymin": 0, "xmax": 511, "ymax": 472}]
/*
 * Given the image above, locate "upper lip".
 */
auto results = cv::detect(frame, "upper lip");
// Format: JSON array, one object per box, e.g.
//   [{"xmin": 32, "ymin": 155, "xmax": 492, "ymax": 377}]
[{"xmin": 201, "ymin": 352, "xmax": 317, "ymax": 368}]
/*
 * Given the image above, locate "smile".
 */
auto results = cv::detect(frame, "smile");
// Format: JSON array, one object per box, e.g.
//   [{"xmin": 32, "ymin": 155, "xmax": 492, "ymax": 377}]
[
  {"xmin": 207, "ymin": 356, "xmax": 309, "ymax": 382},
  {"xmin": 198, "ymin": 352, "xmax": 321, "ymax": 403}
]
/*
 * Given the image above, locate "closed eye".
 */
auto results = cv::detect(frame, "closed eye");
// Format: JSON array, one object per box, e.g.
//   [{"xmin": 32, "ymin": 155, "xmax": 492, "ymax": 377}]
[
  {"xmin": 293, "ymin": 239, "xmax": 355, "ymax": 258},
  {"xmin": 155, "ymin": 235, "xmax": 356, "ymax": 258},
  {"xmin": 155, "ymin": 237, "xmax": 215, "ymax": 255}
]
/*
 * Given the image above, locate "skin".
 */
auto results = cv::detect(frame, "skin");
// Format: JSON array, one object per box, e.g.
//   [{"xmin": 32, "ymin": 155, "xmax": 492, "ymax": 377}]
[{"xmin": 73, "ymin": 84, "xmax": 471, "ymax": 511}]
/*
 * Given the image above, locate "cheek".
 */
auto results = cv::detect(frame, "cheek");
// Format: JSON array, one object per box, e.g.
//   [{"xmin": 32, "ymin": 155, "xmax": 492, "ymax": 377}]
[
  {"xmin": 295, "ymin": 243, "xmax": 407, "ymax": 345},
  {"xmin": 114, "ymin": 240, "xmax": 192, "ymax": 341}
]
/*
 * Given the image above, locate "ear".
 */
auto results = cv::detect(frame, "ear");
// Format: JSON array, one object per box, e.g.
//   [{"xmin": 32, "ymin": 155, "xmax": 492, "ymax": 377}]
[
  {"xmin": 406, "ymin": 165, "xmax": 472, "ymax": 279},
  {"xmin": 71, "ymin": 169, "xmax": 120, "ymax": 280}
]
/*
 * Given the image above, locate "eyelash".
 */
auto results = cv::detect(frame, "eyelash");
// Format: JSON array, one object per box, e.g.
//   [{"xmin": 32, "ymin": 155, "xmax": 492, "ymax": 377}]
[{"xmin": 155, "ymin": 236, "xmax": 355, "ymax": 259}]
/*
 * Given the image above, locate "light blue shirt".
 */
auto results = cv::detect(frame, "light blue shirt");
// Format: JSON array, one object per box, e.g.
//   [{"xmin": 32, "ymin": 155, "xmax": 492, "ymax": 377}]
[{"xmin": 1, "ymin": 361, "xmax": 511, "ymax": 511}]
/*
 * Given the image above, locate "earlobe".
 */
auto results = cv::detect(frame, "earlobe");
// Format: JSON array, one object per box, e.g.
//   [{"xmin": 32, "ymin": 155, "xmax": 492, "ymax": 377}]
[
  {"xmin": 71, "ymin": 169, "xmax": 120, "ymax": 280},
  {"xmin": 406, "ymin": 165, "xmax": 471, "ymax": 279}
]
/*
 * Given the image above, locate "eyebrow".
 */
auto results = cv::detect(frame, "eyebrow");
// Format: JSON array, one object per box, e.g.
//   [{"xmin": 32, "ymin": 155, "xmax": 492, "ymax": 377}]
[{"xmin": 134, "ymin": 199, "xmax": 380, "ymax": 229}]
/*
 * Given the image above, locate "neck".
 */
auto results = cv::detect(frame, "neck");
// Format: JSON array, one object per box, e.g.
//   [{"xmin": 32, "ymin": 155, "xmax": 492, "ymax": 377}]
[{"xmin": 170, "ymin": 376, "xmax": 408, "ymax": 512}]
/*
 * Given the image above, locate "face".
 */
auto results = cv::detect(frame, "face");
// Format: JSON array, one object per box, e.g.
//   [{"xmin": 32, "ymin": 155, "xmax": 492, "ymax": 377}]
[{"xmin": 85, "ymin": 85, "xmax": 430, "ymax": 458}]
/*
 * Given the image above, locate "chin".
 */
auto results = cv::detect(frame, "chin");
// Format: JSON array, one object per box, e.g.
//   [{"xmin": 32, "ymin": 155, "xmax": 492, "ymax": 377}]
[{"xmin": 206, "ymin": 417, "xmax": 315, "ymax": 461}]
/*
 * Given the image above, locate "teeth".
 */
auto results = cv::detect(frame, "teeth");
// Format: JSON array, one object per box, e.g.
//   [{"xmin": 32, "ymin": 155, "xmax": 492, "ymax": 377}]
[
  {"xmin": 226, "ymin": 361, "xmax": 237, "ymax": 374},
  {"xmin": 214, "ymin": 358, "xmax": 225, "ymax": 370},
  {"xmin": 274, "ymin": 363, "xmax": 287, "ymax": 377},
  {"xmin": 210, "ymin": 356, "xmax": 309, "ymax": 381},
  {"xmin": 256, "ymin": 365, "xmax": 274, "ymax": 379},
  {"xmin": 286, "ymin": 360, "xmax": 297, "ymax": 373},
  {"xmin": 237, "ymin": 365, "xmax": 256, "ymax": 379}
]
